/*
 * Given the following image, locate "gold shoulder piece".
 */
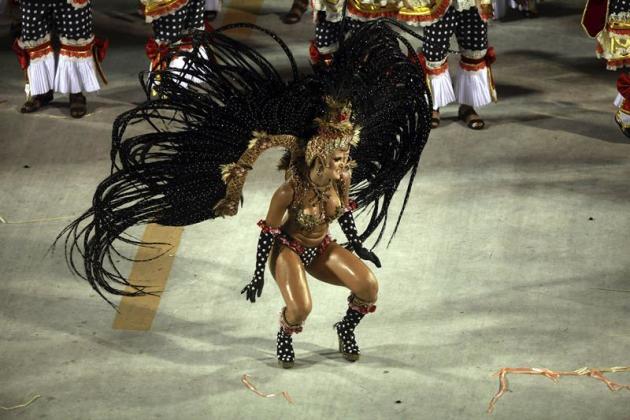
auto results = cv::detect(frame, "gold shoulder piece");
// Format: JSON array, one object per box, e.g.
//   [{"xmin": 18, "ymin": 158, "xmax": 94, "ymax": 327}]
[{"xmin": 213, "ymin": 133, "xmax": 300, "ymax": 217}]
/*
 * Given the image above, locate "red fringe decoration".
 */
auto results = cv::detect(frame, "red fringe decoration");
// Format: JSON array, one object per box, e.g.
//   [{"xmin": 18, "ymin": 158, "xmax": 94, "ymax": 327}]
[
  {"xmin": 11, "ymin": 39, "xmax": 30, "ymax": 71},
  {"xmin": 145, "ymin": 37, "xmax": 171, "ymax": 69},
  {"xmin": 485, "ymin": 46, "xmax": 497, "ymax": 66},
  {"xmin": 93, "ymin": 37, "xmax": 109, "ymax": 63},
  {"xmin": 308, "ymin": 40, "xmax": 333, "ymax": 66},
  {"xmin": 257, "ymin": 219, "xmax": 282, "ymax": 235},
  {"xmin": 617, "ymin": 73, "xmax": 630, "ymax": 113},
  {"xmin": 345, "ymin": 199, "xmax": 358, "ymax": 212}
]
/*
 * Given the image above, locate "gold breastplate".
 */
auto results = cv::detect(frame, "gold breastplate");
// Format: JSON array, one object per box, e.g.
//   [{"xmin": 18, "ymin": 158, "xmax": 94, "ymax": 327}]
[{"xmin": 288, "ymin": 169, "xmax": 345, "ymax": 232}]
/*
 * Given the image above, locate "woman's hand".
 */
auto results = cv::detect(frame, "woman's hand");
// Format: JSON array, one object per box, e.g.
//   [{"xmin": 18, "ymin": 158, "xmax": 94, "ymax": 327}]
[
  {"xmin": 241, "ymin": 276, "xmax": 263, "ymax": 303},
  {"xmin": 354, "ymin": 245, "xmax": 382, "ymax": 268}
]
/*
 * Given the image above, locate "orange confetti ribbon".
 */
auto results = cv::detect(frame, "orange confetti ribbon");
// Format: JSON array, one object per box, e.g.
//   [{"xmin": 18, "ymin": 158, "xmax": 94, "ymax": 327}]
[
  {"xmin": 241, "ymin": 374, "xmax": 294, "ymax": 404},
  {"xmin": 488, "ymin": 366, "xmax": 630, "ymax": 414}
]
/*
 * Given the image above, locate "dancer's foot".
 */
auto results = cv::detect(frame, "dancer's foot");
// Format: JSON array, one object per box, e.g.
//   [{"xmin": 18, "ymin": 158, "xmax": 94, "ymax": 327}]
[
  {"xmin": 335, "ymin": 321, "xmax": 360, "ymax": 362},
  {"xmin": 431, "ymin": 109, "xmax": 440, "ymax": 129},
  {"xmin": 276, "ymin": 329, "xmax": 295, "ymax": 369},
  {"xmin": 20, "ymin": 90, "xmax": 54, "ymax": 113},
  {"xmin": 281, "ymin": 0, "xmax": 308, "ymax": 24},
  {"xmin": 458, "ymin": 104, "xmax": 485, "ymax": 130},
  {"xmin": 69, "ymin": 93, "xmax": 87, "ymax": 119}
]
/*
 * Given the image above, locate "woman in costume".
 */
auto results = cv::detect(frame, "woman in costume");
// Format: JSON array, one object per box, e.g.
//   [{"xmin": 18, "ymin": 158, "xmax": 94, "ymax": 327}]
[{"xmin": 58, "ymin": 21, "xmax": 432, "ymax": 368}]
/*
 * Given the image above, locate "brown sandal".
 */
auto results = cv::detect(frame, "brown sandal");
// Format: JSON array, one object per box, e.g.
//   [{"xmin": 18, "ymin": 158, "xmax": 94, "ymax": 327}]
[
  {"xmin": 281, "ymin": 0, "xmax": 308, "ymax": 24},
  {"xmin": 69, "ymin": 92, "xmax": 87, "ymax": 118},
  {"xmin": 458, "ymin": 104, "xmax": 485, "ymax": 130},
  {"xmin": 20, "ymin": 90, "xmax": 54, "ymax": 113},
  {"xmin": 431, "ymin": 109, "xmax": 440, "ymax": 129}
]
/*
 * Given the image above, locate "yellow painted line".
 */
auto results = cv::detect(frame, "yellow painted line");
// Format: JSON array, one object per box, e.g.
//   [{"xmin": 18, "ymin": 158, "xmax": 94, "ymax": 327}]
[
  {"xmin": 112, "ymin": 224, "xmax": 184, "ymax": 331},
  {"xmin": 221, "ymin": 0, "xmax": 265, "ymax": 38},
  {"xmin": 112, "ymin": 0, "xmax": 265, "ymax": 330}
]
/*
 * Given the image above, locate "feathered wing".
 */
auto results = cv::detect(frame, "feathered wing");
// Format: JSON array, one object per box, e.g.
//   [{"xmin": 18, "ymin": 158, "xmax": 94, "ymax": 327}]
[
  {"xmin": 56, "ymin": 26, "xmax": 324, "ymax": 306},
  {"xmin": 319, "ymin": 20, "xmax": 433, "ymax": 247}
]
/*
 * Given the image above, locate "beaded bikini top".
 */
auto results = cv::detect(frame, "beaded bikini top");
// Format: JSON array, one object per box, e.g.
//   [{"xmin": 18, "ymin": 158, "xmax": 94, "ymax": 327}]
[{"xmin": 288, "ymin": 169, "xmax": 346, "ymax": 232}]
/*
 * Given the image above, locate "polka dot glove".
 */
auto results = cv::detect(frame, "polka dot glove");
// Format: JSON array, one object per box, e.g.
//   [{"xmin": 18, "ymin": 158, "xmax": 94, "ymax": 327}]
[
  {"xmin": 241, "ymin": 220, "xmax": 280, "ymax": 303},
  {"xmin": 338, "ymin": 211, "xmax": 381, "ymax": 268}
]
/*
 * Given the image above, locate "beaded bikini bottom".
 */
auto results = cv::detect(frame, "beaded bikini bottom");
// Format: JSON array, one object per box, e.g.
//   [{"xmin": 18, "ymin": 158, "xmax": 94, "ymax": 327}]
[{"xmin": 277, "ymin": 233, "xmax": 333, "ymax": 267}]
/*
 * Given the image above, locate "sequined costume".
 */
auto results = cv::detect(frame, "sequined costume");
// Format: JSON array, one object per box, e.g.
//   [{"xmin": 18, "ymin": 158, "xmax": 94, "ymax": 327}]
[
  {"xmin": 57, "ymin": 21, "xmax": 432, "ymax": 366},
  {"xmin": 583, "ymin": 0, "xmax": 630, "ymax": 136},
  {"xmin": 312, "ymin": 0, "xmax": 496, "ymax": 119}
]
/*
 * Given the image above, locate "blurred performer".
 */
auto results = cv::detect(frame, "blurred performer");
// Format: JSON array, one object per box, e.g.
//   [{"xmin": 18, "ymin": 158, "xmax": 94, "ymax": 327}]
[
  {"xmin": 282, "ymin": 0, "xmax": 309, "ymax": 24},
  {"xmin": 312, "ymin": 0, "xmax": 497, "ymax": 130},
  {"xmin": 583, "ymin": 0, "xmax": 630, "ymax": 137},
  {"xmin": 12, "ymin": 0, "xmax": 107, "ymax": 118},
  {"xmin": 142, "ymin": 0, "xmax": 207, "ymax": 74},
  {"xmin": 204, "ymin": 0, "xmax": 221, "ymax": 22},
  {"xmin": 493, "ymin": 0, "xmax": 539, "ymax": 19}
]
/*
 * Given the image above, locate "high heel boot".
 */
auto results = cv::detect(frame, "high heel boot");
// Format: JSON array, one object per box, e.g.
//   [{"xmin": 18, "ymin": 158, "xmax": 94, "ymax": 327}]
[{"xmin": 334, "ymin": 294, "xmax": 376, "ymax": 362}]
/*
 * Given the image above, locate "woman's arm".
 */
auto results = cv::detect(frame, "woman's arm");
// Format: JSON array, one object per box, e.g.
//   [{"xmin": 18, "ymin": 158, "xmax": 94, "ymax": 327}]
[
  {"xmin": 241, "ymin": 182, "xmax": 294, "ymax": 302},
  {"xmin": 336, "ymin": 171, "xmax": 382, "ymax": 268}
]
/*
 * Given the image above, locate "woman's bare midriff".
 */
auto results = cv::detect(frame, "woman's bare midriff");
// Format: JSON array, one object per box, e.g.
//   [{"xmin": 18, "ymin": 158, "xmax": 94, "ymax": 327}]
[{"xmin": 282, "ymin": 220, "xmax": 330, "ymax": 248}]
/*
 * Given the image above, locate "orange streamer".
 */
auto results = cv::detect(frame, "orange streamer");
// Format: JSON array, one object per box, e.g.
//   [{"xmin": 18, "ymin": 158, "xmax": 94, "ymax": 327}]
[
  {"xmin": 241, "ymin": 374, "xmax": 294, "ymax": 404},
  {"xmin": 488, "ymin": 366, "xmax": 630, "ymax": 414}
]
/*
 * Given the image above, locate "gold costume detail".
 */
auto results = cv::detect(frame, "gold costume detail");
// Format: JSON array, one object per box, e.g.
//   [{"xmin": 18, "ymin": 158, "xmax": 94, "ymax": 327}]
[
  {"xmin": 305, "ymin": 97, "xmax": 360, "ymax": 166},
  {"xmin": 346, "ymin": 0, "xmax": 455, "ymax": 22},
  {"xmin": 141, "ymin": 0, "xmax": 188, "ymax": 21},
  {"xmin": 348, "ymin": 0, "xmax": 434, "ymax": 16},
  {"xmin": 597, "ymin": 29, "xmax": 630, "ymax": 68},
  {"xmin": 216, "ymin": 98, "xmax": 360, "ymax": 219},
  {"xmin": 288, "ymin": 171, "xmax": 346, "ymax": 232},
  {"xmin": 609, "ymin": 18, "xmax": 630, "ymax": 30},
  {"xmin": 214, "ymin": 132, "xmax": 300, "ymax": 217}
]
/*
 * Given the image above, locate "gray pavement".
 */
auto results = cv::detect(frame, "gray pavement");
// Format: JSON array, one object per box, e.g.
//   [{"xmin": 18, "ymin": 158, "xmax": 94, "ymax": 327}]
[{"xmin": 1, "ymin": 1, "xmax": 629, "ymax": 419}]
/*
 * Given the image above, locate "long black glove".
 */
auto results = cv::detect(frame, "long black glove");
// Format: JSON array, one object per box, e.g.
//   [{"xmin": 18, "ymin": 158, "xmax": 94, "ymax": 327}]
[
  {"xmin": 241, "ymin": 220, "xmax": 280, "ymax": 302},
  {"xmin": 338, "ymin": 209, "xmax": 381, "ymax": 268}
]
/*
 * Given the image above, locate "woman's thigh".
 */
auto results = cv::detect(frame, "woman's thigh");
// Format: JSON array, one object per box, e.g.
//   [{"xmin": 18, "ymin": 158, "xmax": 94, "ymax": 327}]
[
  {"xmin": 270, "ymin": 243, "xmax": 312, "ymax": 310},
  {"xmin": 306, "ymin": 243, "xmax": 378, "ymax": 301}
]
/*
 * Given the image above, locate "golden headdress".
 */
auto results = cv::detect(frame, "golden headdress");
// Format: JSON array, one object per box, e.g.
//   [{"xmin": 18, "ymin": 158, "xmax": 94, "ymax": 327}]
[
  {"xmin": 305, "ymin": 96, "xmax": 361, "ymax": 167},
  {"xmin": 213, "ymin": 97, "xmax": 361, "ymax": 217}
]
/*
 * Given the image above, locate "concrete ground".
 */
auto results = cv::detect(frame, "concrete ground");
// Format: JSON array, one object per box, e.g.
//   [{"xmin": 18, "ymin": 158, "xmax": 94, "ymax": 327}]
[{"xmin": 1, "ymin": 1, "xmax": 629, "ymax": 419}]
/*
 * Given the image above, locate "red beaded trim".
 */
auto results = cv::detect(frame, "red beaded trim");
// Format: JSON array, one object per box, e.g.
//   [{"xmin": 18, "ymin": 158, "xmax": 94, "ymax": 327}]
[
  {"xmin": 344, "ymin": 199, "xmax": 358, "ymax": 213},
  {"xmin": 309, "ymin": 40, "xmax": 333, "ymax": 66},
  {"xmin": 27, "ymin": 42, "xmax": 54, "ymax": 61},
  {"xmin": 70, "ymin": 0, "xmax": 89, "ymax": 7},
  {"xmin": 279, "ymin": 307, "xmax": 303, "ymax": 334},
  {"xmin": 606, "ymin": 57, "xmax": 630, "ymax": 70},
  {"xmin": 459, "ymin": 47, "xmax": 496, "ymax": 72},
  {"xmin": 459, "ymin": 60, "xmax": 486, "ymax": 72},
  {"xmin": 412, "ymin": 53, "xmax": 449, "ymax": 76},
  {"xmin": 349, "ymin": 302, "xmax": 377, "ymax": 314},
  {"xmin": 257, "ymin": 219, "xmax": 281, "ymax": 235},
  {"xmin": 348, "ymin": 294, "xmax": 377, "ymax": 314},
  {"xmin": 59, "ymin": 42, "xmax": 94, "ymax": 59}
]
